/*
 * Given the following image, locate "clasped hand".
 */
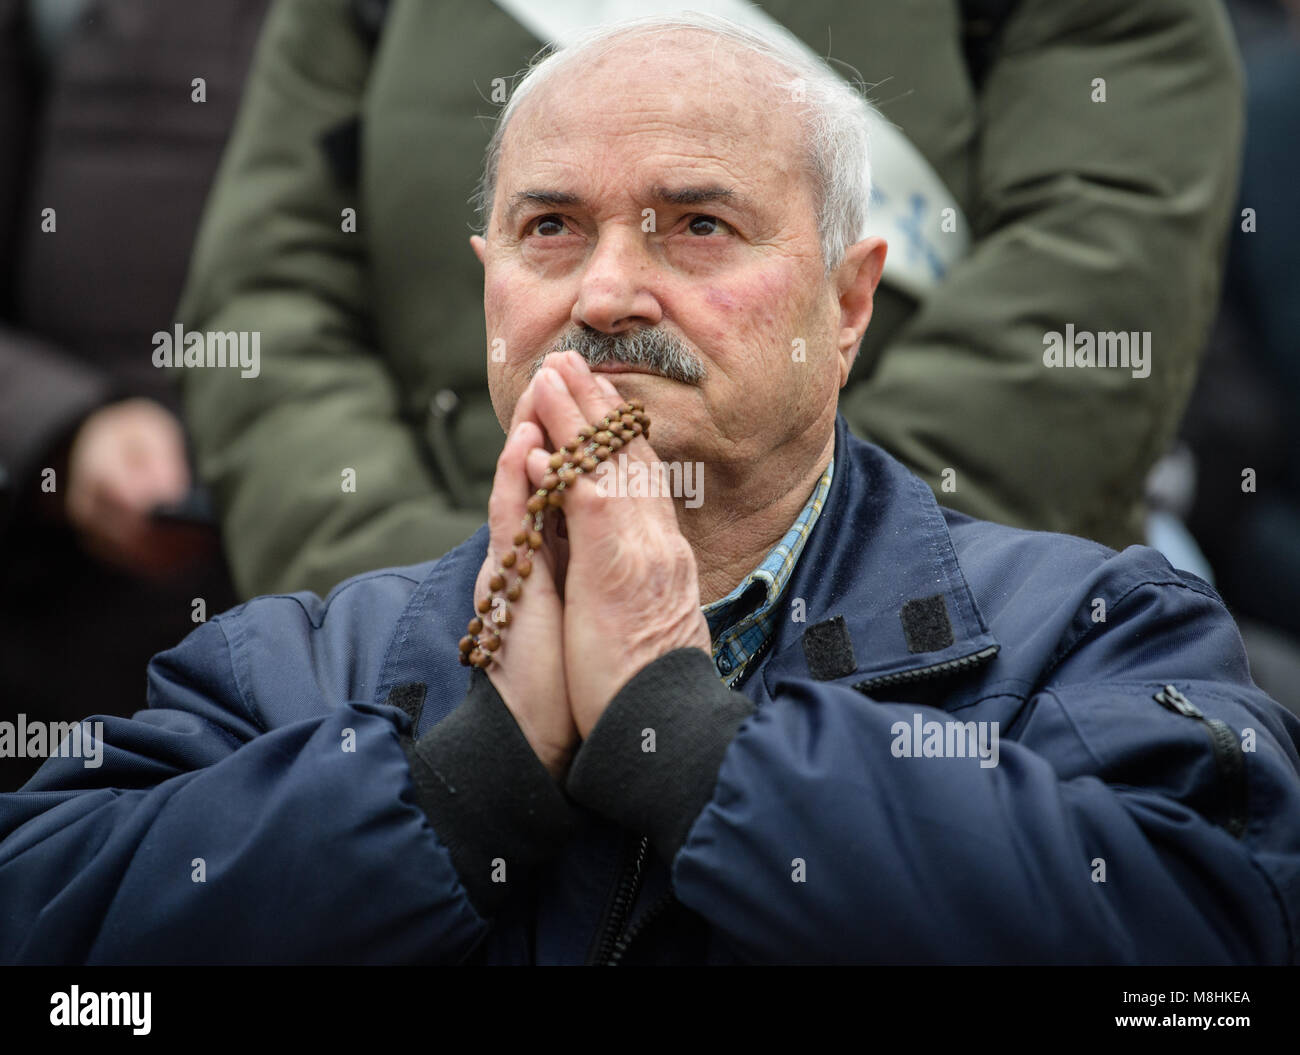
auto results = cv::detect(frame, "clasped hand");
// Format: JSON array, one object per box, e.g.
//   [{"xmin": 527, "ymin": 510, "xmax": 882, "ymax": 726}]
[{"xmin": 473, "ymin": 350, "xmax": 711, "ymax": 780}]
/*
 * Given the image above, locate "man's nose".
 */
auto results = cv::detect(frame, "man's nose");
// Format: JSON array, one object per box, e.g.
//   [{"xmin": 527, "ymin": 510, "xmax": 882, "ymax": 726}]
[{"xmin": 572, "ymin": 226, "xmax": 663, "ymax": 333}]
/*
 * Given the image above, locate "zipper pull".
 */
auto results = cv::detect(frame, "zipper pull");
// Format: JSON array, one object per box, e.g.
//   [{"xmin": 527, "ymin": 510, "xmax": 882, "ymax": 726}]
[
  {"xmin": 1154, "ymin": 685, "xmax": 1249, "ymax": 840},
  {"xmin": 1154, "ymin": 684, "xmax": 1203, "ymax": 719}
]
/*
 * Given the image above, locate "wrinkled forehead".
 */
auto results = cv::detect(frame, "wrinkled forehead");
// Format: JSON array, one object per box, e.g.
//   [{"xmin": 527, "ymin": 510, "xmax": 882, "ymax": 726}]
[{"xmin": 496, "ymin": 32, "xmax": 813, "ymax": 217}]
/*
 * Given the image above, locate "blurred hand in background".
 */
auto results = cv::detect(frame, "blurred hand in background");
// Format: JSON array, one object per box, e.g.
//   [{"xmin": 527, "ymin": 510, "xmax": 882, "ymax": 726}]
[{"xmin": 64, "ymin": 398, "xmax": 215, "ymax": 579}]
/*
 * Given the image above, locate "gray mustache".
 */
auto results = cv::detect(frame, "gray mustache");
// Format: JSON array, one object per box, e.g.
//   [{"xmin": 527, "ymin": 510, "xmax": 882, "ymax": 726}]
[{"xmin": 529, "ymin": 328, "xmax": 707, "ymax": 384}]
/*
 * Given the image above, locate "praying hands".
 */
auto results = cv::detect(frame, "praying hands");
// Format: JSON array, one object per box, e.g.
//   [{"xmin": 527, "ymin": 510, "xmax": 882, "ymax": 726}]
[{"xmin": 468, "ymin": 350, "xmax": 712, "ymax": 780}]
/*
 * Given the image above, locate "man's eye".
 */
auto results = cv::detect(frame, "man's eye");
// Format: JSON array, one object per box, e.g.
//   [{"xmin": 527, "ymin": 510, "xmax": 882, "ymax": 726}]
[
  {"xmin": 530, "ymin": 215, "xmax": 568, "ymax": 236},
  {"xmin": 686, "ymin": 215, "xmax": 725, "ymax": 236}
]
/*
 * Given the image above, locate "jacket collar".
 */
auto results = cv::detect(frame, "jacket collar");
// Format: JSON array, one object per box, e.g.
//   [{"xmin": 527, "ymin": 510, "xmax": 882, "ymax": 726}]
[
  {"xmin": 378, "ymin": 412, "xmax": 999, "ymax": 729},
  {"xmin": 751, "ymin": 413, "xmax": 999, "ymax": 703}
]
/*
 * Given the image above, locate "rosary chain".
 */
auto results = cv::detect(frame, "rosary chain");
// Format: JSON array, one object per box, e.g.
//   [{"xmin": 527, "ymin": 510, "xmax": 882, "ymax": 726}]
[{"xmin": 458, "ymin": 399, "xmax": 649, "ymax": 668}]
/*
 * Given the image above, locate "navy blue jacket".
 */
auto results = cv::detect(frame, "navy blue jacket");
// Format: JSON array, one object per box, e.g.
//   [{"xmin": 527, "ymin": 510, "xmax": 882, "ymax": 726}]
[{"xmin": 3, "ymin": 414, "xmax": 1299, "ymax": 964}]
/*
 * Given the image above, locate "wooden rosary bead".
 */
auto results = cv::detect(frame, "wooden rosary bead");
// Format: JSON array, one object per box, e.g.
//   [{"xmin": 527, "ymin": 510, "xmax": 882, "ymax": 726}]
[{"xmin": 460, "ymin": 399, "xmax": 648, "ymax": 665}]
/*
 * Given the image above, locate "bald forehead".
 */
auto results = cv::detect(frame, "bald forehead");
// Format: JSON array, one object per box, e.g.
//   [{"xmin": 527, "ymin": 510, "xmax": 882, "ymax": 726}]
[
  {"xmin": 499, "ymin": 30, "xmax": 810, "ymax": 200},
  {"xmin": 528, "ymin": 29, "xmax": 796, "ymax": 115}
]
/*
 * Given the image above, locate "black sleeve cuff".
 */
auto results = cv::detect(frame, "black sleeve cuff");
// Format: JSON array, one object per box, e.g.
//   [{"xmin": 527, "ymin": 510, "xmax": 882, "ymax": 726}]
[
  {"xmin": 565, "ymin": 647, "xmax": 755, "ymax": 864},
  {"xmin": 400, "ymin": 669, "xmax": 579, "ymax": 918}
]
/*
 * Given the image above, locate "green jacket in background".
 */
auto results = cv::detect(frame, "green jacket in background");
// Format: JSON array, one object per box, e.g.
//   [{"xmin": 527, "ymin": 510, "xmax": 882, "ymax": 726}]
[{"xmin": 177, "ymin": 0, "xmax": 1243, "ymax": 600}]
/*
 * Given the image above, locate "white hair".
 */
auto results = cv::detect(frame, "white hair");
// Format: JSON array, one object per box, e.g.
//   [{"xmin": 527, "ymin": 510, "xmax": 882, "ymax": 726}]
[{"xmin": 471, "ymin": 12, "xmax": 875, "ymax": 274}]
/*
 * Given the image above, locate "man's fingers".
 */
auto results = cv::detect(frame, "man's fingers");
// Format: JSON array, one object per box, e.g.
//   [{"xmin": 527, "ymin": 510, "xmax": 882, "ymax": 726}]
[
  {"xmin": 530, "ymin": 366, "xmax": 589, "ymax": 457},
  {"xmin": 524, "ymin": 445, "xmax": 552, "ymax": 488},
  {"xmin": 507, "ymin": 352, "xmax": 584, "ymax": 459},
  {"xmin": 487, "ymin": 420, "xmax": 543, "ymax": 559},
  {"xmin": 553, "ymin": 349, "xmax": 630, "ymax": 429},
  {"xmin": 483, "ymin": 421, "xmax": 565, "ymax": 595},
  {"xmin": 524, "ymin": 444, "xmax": 571, "ymax": 583},
  {"xmin": 553, "ymin": 351, "xmax": 658, "ymax": 468},
  {"xmin": 531, "ymin": 351, "xmax": 633, "ymax": 460}
]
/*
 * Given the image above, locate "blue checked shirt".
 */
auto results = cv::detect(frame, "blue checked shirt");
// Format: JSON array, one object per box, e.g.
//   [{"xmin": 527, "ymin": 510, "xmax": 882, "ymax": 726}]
[{"xmin": 700, "ymin": 457, "xmax": 834, "ymax": 687}]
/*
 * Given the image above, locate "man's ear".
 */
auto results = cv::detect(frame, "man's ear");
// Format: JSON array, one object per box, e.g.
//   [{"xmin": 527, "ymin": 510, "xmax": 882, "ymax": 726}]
[
  {"xmin": 834, "ymin": 236, "xmax": 887, "ymax": 384},
  {"xmin": 470, "ymin": 234, "xmax": 486, "ymax": 265}
]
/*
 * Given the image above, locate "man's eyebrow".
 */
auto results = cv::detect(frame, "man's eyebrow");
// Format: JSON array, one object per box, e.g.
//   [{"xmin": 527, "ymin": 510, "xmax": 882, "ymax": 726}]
[
  {"xmin": 650, "ymin": 185, "xmax": 753, "ymax": 212},
  {"xmin": 505, "ymin": 190, "xmax": 583, "ymax": 224},
  {"xmin": 503, "ymin": 185, "xmax": 756, "ymax": 224}
]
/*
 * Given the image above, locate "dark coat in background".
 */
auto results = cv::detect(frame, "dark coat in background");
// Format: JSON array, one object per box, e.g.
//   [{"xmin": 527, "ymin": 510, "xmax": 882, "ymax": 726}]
[{"xmin": 0, "ymin": 0, "xmax": 268, "ymax": 787}]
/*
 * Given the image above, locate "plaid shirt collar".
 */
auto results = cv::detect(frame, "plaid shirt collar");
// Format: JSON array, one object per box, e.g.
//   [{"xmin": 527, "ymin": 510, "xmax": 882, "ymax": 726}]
[{"xmin": 700, "ymin": 456, "xmax": 835, "ymax": 685}]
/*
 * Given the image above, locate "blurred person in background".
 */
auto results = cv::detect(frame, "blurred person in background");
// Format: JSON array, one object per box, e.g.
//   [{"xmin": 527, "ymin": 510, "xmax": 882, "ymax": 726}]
[
  {"xmin": 0, "ymin": 0, "xmax": 268, "ymax": 788},
  {"xmin": 176, "ymin": 0, "xmax": 1243, "ymax": 604},
  {"xmin": 1170, "ymin": 0, "xmax": 1300, "ymax": 713}
]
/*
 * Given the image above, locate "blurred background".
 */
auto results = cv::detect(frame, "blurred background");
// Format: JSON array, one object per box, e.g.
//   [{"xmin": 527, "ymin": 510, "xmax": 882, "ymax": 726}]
[{"xmin": 0, "ymin": 0, "xmax": 1296, "ymax": 789}]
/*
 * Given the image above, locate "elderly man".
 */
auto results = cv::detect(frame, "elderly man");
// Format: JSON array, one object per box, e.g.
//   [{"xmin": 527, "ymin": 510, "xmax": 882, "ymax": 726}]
[{"xmin": 2, "ymin": 15, "xmax": 1297, "ymax": 965}]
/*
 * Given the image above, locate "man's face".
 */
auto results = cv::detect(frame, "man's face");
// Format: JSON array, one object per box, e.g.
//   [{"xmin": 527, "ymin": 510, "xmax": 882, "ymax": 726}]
[{"xmin": 474, "ymin": 32, "xmax": 881, "ymax": 472}]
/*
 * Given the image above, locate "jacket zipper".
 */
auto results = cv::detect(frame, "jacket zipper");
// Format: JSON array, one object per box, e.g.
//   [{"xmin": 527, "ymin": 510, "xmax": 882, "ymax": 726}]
[
  {"xmin": 589, "ymin": 833, "xmax": 649, "ymax": 965},
  {"xmin": 853, "ymin": 644, "xmax": 1000, "ymax": 694},
  {"xmin": 607, "ymin": 892, "xmax": 678, "ymax": 965},
  {"xmin": 1153, "ymin": 684, "xmax": 1248, "ymax": 838},
  {"xmin": 590, "ymin": 633, "xmax": 772, "ymax": 965}
]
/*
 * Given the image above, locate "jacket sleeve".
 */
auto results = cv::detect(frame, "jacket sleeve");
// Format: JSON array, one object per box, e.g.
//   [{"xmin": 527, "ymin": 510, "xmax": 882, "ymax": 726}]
[
  {"xmin": 0, "ymin": 588, "xmax": 574, "ymax": 964},
  {"xmin": 175, "ymin": 0, "xmax": 485, "ymax": 601},
  {"xmin": 566, "ymin": 583, "xmax": 1300, "ymax": 964},
  {"xmin": 841, "ymin": 0, "xmax": 1244, "ymax": 550}
]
